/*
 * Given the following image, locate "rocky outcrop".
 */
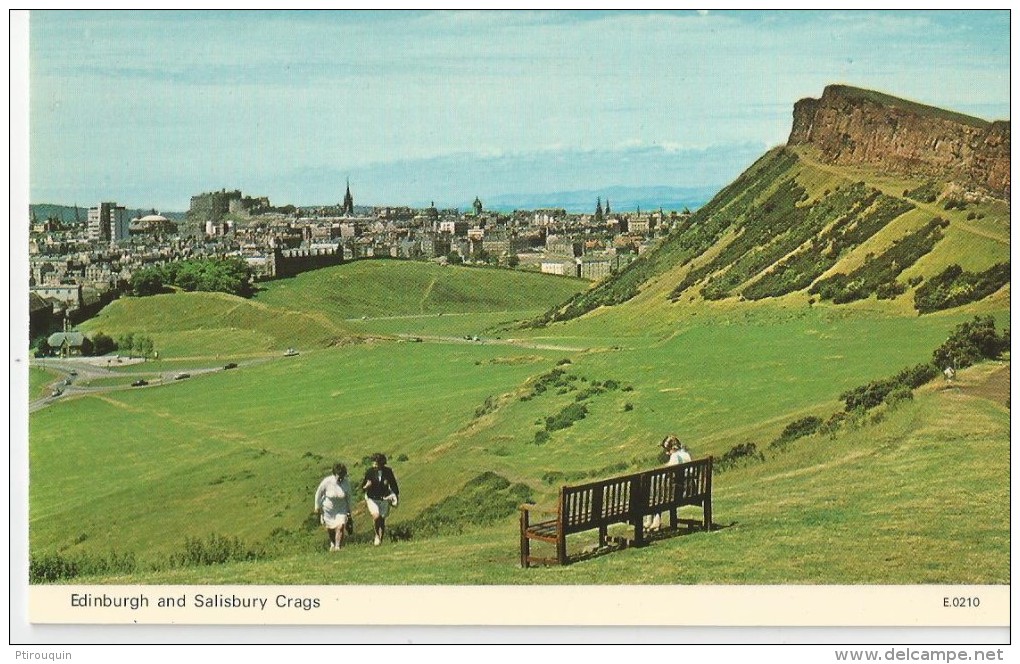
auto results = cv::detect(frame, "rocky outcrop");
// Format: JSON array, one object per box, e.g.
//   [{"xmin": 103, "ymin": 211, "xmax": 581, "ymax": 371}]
[{"xmin": 788, "ymin": 85, "xmax": 1009, "ymax": 198}]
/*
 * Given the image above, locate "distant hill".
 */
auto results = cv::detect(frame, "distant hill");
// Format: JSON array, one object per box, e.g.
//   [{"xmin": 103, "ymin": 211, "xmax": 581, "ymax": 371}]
[
  {"xmin": 538, "ymin": 85, "xmax": 1010, "ymax": 324},
  {"xmin": 476, "ymin": 185, "xmax": 717, "ymax": 214},
  {"xmin": 28, "ymin": 203, "xmax": 186, "ymax": 226}
]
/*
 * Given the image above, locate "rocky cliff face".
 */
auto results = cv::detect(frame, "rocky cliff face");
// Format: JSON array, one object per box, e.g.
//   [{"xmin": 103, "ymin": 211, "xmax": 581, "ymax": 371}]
[{"xmin": 788, "ymin": 85, "xmax": 1010, "ymax": 197}]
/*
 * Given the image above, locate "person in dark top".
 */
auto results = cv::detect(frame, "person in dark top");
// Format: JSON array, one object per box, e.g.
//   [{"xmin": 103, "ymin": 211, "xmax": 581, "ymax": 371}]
[{"xmin": 361, "ymin": 453, "xmax": 400, "ymax": 546}]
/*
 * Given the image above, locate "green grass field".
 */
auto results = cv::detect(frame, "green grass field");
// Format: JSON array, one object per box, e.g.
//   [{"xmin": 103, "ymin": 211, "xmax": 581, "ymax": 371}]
[
  {"xmin": 29, "ymin": 366, "xmax": 59, "ymax": 399},
  {"xmin": 29, "ymin": 281, "xmax": 1009, "ymax": 584}
]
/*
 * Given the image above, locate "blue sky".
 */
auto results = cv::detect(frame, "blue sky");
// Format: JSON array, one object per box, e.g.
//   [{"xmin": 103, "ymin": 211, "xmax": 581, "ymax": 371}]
[{"xmin": 27, "ymin": 10, "xmax": 1010, "ymax": 211}]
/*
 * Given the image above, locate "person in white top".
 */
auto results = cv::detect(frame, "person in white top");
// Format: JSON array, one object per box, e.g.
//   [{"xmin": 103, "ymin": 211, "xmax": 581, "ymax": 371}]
[
  {"xmin": 647, "ymin": 435, "xmax": 691, "ymax": 530},
  {"xmin": 314, "ymin": 463, "xmax": 352, "ymax": 551},
  {"xmin": 668, "ymin": 441, "xmax": 692, "ymax": 466}
]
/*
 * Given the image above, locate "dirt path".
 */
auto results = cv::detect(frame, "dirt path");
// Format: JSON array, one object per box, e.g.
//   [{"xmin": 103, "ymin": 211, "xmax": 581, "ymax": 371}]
[{"xmin": 956, "ymin": 364, "xmax": 1010, "ymax": 407}]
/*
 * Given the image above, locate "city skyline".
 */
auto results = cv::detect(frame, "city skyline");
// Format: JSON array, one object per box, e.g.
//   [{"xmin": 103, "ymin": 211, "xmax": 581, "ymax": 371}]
[{"xmin": 25, "ymin": 10, "xmax": 1011, "ymax": 211}]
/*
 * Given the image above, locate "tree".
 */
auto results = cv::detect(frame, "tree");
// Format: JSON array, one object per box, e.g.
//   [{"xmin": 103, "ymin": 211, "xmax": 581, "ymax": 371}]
[
  {"xmin": 90, "ymin": 332, "xmax": 117, "ymax": 356},
  {"xmin": 135, "ymin": 336, "xmax": 154, "ymax": 359},
  {"xmin": 34, "ymin": 337, "xmax": 52, "ymax": 358},
  {"xmin": 131, "ymin": 268, "xmax": 166, "ymax": 296},
  {"xmin": 118, "ymin": 332, "xmax": 135, "ymax": 357},
  {"xmin": 506, "ymin": 254, "xmax": 520, "ymax": 268}
]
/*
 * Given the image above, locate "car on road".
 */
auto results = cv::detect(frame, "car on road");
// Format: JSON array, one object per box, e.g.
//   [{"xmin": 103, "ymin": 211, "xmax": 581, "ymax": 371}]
[
  {"xmin": 131, "ymin": 379, "xmax": 149, "ymax": 387},
  {"xmin": 68, "ymin": 370, "xmax": 78, "ymax": 376},
  {"xmin": 223, "ymin": 362, "xmax": 238, "ymax": 369},
  {"xmin": 51, "ymin": 388, "xmax": 62, "ymax": 397},
  {"xmin": 284, "ymin": 348, "xmax": 299, "ymax": 357},
  {"xmin": 174, "ymin": 373, "xmax": 191, "ymax": 380}
]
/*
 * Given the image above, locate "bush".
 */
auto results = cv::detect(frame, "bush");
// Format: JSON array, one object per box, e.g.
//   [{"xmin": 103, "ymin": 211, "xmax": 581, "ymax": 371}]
[
  {"xmin": 89, "ymin": 332, "xmax": 118, "ymax": 356},
  {"xmin": 884, "ymin": 387, "xmax": 914, "ymax": 407},
  {"xmin": 533, "ymin": 430, "xmax": 550, "ymax": 445},
  {"xmin": 408, "ymin": 472, "xmax": 532, "ymax": 537},
  {"xmin": 545, "ymin": 403, "xmax": 588, "ymax": 432},
  {"xmin": 771, "ymin": 416, "xmax": 823, "ymax": 448},
  {"xmin": 29, "ymin": 550, "xmax": 137, "ymax": 583},
  {"xmin": 840, "ymin": 362, "xmax": 938, "ymax": 412},
  {"xmin": 169, "ymin": 534, "xmax": 264, "ymax": 568},
  {"xmin": 717, "ymin": 442, "xmax": 765, "ymax": 471},
  {"xmin": 913, "ymin": 263, "xmax": 1010, "ymax": 314},
  {"xmin": 474, "ymin": 395, "xmax": 498, "ymax": 418},
  {"xmin": 932, "ymin": 316, "xmax": 1009, "ymax": 370}
]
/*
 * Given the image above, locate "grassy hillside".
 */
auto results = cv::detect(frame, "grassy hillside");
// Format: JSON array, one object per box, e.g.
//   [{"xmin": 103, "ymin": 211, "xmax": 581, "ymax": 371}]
[
  {"xmin": 79, "ymin": 291, "xmax": 352, "ymax": 359},
  {"xmin": 29, "ymin": 295, "xmax": 1009, "ymax": 583},
  {"xmin": 35, "ymin": 358, "xmax": 1009, "ymax": 585},
  {"xmin": 540, "ymin": 146, "xmax": 1009, "ymax": 324},
  {"xmin": 78, "ymin": 261, "xmax": 588, "ymax": 359},
  {"xmin": 256, "ymin": 259, "xmax": 587, "ymax": 320}
]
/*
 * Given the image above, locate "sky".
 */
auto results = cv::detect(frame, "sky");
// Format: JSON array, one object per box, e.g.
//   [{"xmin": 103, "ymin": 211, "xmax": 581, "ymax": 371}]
[{"xmin": 25, "ymin": 9, "xmax": 1011, "ymax": 211}]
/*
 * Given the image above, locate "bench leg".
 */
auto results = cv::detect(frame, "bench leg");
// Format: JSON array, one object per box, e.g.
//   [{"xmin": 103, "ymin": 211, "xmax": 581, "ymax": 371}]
[
  {"xmin": 598, "ymin": 525, "xmax": 607, "ymax": 549},
  {"xmin": 669, "ymin": 508, "xmax": 678, "ymax": 531},
  {"xmin": 633, "ymin": 519, "xmax": 645, "ymax": 547},
  {"xmin": 556, "ymin": 532, "xmax": 567, "ymax": 565},
  {"xmin": 520, "ymin": 511, "xmax": 530, "ymax": 568},
  {"xmin": 704, "ymin": 497, "xmax": 713, "ymax": 532}
]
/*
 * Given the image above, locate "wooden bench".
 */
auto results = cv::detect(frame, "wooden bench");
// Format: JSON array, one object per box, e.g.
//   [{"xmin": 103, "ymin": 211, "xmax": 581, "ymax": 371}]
[{"xmin": 519, "ymin": 456, "xmax": 713, "ymax": 567}]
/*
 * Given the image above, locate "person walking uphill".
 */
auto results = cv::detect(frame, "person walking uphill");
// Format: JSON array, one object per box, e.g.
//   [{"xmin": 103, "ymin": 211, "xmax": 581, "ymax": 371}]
[
  {"xmin": 314, "ymin": 463, "xmax": 352, "ymax": 552},
  {"xmin": 362, "ymin": 453, "xmax": 400, "ymax": 546}
]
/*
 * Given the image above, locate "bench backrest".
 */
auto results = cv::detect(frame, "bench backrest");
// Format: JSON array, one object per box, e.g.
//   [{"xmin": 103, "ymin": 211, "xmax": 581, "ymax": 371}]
[
  {"xmin": 557, "ymin": 457, "xmax": 712, "ymax": 532},
  {"xmin": 640, "ymin": 457, "xmax": 712, "ymax": 513},
  {"xmin": 559, "ymin": 474, "xmax": 638, "ymax": 535}
]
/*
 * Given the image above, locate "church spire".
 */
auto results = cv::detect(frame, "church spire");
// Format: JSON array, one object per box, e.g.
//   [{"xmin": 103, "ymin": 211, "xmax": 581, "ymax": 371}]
[
  {"xmin": 342, "ymin": 178, "xmax": 354, "ymax": 216},
  {"xmin": 594, "ymin": 196, "xmax": 604, "ymax": 223}
]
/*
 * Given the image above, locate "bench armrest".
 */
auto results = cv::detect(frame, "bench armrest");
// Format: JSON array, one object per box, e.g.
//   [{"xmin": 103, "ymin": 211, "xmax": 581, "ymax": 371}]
[{"xmin": 519, "ymin": 503, "xmax": 558, "ymax": 515}]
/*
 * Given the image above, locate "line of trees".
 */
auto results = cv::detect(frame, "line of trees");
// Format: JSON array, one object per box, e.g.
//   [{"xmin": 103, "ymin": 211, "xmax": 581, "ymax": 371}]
[{"xmin": 130, "ymin": 258, "xmax": 254, "ymax": 297}]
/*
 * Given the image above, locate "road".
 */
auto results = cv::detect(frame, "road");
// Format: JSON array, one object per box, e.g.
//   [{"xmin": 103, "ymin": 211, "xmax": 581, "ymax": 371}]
[
  {"xmin": 27, "ymin": 333, "xmax": 598, "ymax": 413},
  {"xmin": 28, "ymin": 356, "xmax": 235, "ymax": 413}
]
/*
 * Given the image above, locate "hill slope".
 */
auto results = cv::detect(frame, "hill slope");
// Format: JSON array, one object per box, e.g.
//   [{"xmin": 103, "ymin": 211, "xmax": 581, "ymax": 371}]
[{"xmin": 540, "ymin": 87, "xmax": 1009, "ymax": 325}]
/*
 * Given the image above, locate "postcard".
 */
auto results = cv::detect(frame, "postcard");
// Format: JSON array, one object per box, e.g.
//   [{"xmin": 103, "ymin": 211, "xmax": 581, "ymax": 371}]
[{"xmin": 12, "ymin": 9, "xmax": 1010, "ymax": 643}]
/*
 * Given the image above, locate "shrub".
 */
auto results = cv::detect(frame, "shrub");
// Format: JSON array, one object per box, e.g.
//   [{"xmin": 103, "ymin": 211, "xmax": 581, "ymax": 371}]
[
  {"xmin": 545, "ymin": 403, "xmax": 588, "ymax": 432},
  {"xmin": 913, "ymin": 263, "xmax": 1010, "ymax": 314},
  {"xmin": 771, "ymin": 416, "xmax": 823, "ymax": 448},
  {"xmin": 474, "ymin": 395, "xmax": 498, "ymax": 418},
  {"xmin": 717, "ymin": 442, "xmax": 764, "ymax": 471},
  {"xmin": 29, "ymin": 554, "xmax": 79, "ymax": 583},
  {"xmin": 533, "ymin": 430, "xmax": 550, "ymax": 445},
  {"xmin": 932, "ymin": 316, "xmax": 1010, "ymax": 370},
  {"xmin": 29, "ymin": 550, "xmax": 137, "ymax": 583},
  {"xmin": 408, "ymin": 472, "xmax": 533, "ymax": 537},
  {"xmin": 884, "ymin": 387, "xmax": 914, "ymax": 407},
  {"xmin": 840, "ymin": 362, "xmax": 939, "ymax": 412},
  {"xmin": 169, "ymin": 534, "xmax": 264, "ymax": 568}
]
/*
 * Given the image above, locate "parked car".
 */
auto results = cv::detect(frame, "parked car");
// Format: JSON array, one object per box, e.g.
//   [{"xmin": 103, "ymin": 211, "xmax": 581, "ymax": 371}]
[
  {"xmin": 68, "ymin": 370, "xmax": 78, "ymax": 376},
  {"xmin": 174, "ymin": 373, "xmax": 190, "ymax": 380},
  {"xmin": 223, "ymin": 363, "xmax": 238, "ymax": 370},
  {"xmin": 51, "ymin": 389, "xmax": 62, "ymax": 397},
  {"xmin": 284, "ymin": 348, "xmax": 299, "ymax": 357},
  {"xmin": 131, "ymin": 379, "xmax": 149, "ymax": 387}
]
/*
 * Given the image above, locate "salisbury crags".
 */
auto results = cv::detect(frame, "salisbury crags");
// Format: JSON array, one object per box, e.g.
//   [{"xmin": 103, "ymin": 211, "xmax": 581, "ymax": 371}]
[{"xmin": 788, "ymin": 84, "xmax": 1009, "ymax": 197}]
